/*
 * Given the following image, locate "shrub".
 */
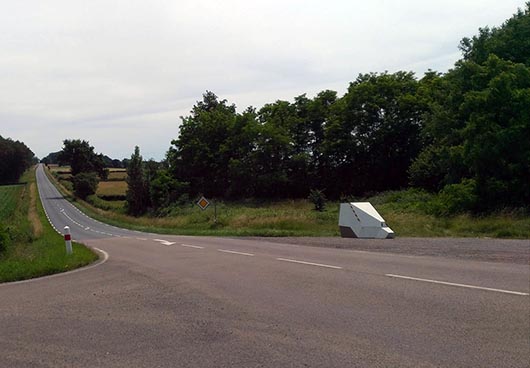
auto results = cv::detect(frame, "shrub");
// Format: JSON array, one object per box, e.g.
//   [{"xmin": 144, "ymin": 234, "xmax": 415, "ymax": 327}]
[
  {"xmin": 309, "ymin": 189, "xmax": 326, "ymax": 212},
  {"xmin": 428, "ymin": 179, "xmax": 478, "ymax": 216},
  {"xmin": 72, "ymin": 172, "xmax": 99, "ymax": 199},
  {"xmin": 0, "ymin": 224, "xmax": 9, "ymax": 254}
]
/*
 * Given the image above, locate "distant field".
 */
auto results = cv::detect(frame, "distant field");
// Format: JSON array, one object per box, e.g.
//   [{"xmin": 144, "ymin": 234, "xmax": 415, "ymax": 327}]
[
  {"xmin": 107, "ymin": 170, "xmax": 127, "ymax": 181},
  {"xmin": 97, "ymin": 181, "xmax": 127, "ymax": 196},
  {"xmin": 49, "ymin": 166, "xmax": 127, "ymax": 196},
  {"xmin": 0, "ymin": 185, "xmax": 23, "ymax": 221}
]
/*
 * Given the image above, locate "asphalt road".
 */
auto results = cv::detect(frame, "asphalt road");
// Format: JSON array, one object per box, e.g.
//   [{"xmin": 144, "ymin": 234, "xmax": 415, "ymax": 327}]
[{"xmin": 0, "ymin": 164, "xmax": 528, "ymax": 367}]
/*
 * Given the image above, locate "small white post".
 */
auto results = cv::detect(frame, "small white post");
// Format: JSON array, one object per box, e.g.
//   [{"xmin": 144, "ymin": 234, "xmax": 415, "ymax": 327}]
[{"xmin": 64, "ymin": 226, "xmax": 73, "ymax": 255}]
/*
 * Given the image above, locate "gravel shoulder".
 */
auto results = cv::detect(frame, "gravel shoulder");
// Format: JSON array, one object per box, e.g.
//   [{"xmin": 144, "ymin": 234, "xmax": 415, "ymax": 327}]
[{"xmin": 241, "ymin": 236, "xmax": 530, "ymax": 265}]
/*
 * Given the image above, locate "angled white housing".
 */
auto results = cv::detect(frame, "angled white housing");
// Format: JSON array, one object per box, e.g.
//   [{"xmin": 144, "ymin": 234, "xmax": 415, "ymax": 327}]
[{"xmin": 339, "ymin": 202, "xmax": 394, "ymax": 239}]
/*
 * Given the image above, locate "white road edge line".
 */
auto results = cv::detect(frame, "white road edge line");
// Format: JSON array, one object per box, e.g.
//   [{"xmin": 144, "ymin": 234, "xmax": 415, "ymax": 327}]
[
  {"xmin": 385, "ymin": 274, "xmax": 529, "ymax": 296},
  {"xmin": 218, "ymin": 249, "xmax": 254, "ymax": 256},
  {"xmin": 276, "ymin": 258, "xmax": 342, "ymax": 269},
  {"xmin": 180, "ymin": 244, "xmax": 204, "ymax": 249}
]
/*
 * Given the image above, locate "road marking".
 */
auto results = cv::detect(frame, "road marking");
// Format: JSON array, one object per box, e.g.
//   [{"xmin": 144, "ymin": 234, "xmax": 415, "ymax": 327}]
[
  {"xmin": 180, "ymin": 244, "xmax": 204, "ymax": 249},
  {"xmin": 276, "ymin": 258, "xmax": 342, "ymax": 269},
  {"xmin": 385, "ymin": 274, "xmax": 529, "ymax": 296},
  {"xmin": 153, "ymin": 239, "xmax": 176, "ymax": 246},
  {"xmin": 218, "ymin": 249, "xmax": 255, "ymax": 256},
  {"xmin": 136, "ymin": 237, "xmax": 148, "ymax": 241}
]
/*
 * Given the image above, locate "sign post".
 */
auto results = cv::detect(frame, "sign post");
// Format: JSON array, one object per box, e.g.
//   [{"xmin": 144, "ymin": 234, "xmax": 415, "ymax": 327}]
[{"xmin": 64, "ymin": 226, "xmax": 73, "ymax": 254}]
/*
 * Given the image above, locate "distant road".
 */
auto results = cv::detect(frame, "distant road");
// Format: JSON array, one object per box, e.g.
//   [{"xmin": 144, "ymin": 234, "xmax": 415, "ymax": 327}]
[{"xmin": 0, "ymin": 164, "xmax": 528, "ymax": 367}]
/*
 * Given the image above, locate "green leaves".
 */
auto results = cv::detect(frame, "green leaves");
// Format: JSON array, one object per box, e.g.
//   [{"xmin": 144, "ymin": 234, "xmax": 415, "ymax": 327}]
[
  {"xmin": 0, "ymin": 136, "xmax": 34, "ymax": 185},
  {"xmin": 126, "ymin": 146, "xmax": 150, "ymax": 216},
  {"xmin": 57, "ymin": 139, "xmax": 107, "ymax": 179},
  {"xmin": 72, "ymin": 172, "xmax": 99, "ymax": 200}
]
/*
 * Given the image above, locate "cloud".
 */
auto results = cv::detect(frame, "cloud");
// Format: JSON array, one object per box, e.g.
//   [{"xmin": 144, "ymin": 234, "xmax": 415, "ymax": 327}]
[{"xmin": 0, "ymin": 0, "xmax": 526, "ymax": 159}]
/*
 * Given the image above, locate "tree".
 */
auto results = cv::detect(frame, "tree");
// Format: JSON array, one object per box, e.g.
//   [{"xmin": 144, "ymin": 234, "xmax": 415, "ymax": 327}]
[
  {"xmin": 57, "ymin": 139, "xmax": 108, "ymax": 178},
  {"xmin": 126, "ymin": 146, "xmax": 149, "ymax": 216},
  {"xmin": 0, "ymin": 135, "xmax": 35, "ymax": 184},
  {"xmin": 459, "ymin": 3, "xmax": 530, "ymax": 66},
  {"xmin": 72, "ymin": 172, "xmax": 99, "ymax": 199},
  {"xmin": 168, "ymin": 91, "xmax": 237, "ymax": 197},
  {"xmin": 322, "ymin": 72, "xmax": 426, "ymax": 196},
  {"xmin": 149, "ymin": 170, "xmax": 189, "ymax": 211},
  {"xmin": 411, "ymin": 5, "xmax": 530, "ymax": 211}
]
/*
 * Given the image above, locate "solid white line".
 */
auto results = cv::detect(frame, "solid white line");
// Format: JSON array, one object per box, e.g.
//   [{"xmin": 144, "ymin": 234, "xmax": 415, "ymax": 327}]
[
  {"xmin": 276, "ymin": 258, "xmax": 342, "ymax": 269},
  {"xmin": 180, "ymin": 244, "xmax": 204, "ymax": 249},
  {"xmin": 218, "ymin": 249, "xmax": 254, "ymax": 256},
  {"xmin": 385, "ymin": 274, "xmax": 529, "ymax": 296}
]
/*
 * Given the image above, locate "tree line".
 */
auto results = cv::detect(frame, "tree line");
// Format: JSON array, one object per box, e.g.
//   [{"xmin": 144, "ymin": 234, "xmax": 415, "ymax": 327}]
[
  {"xmin": 0, "ymin": 136, "xmax": 35, "ymax": 185},
  {"xmin": 155, "ymin": 4, "xmax": 528, "ymax": 214},
  {"xmin": 59, "ymin": 4, "xmax": 529, "ymax": 216}
]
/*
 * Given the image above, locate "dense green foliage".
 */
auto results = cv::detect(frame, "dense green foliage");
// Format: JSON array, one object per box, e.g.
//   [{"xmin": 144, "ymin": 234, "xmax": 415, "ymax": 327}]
[
  {"xmin": 72, "ymin": 172, "xmax": 99, "ymax": 199},
  {"xmin": 125, "ymin": 146, "xmax": 150, "ymax": 216},
  {"xmin": 58, "ymin": 139, "xmax": 108, "ymax": 179},
  {"xmin": 0, "ymin": 136, "xmax": 35, "ymax": 184},
  {"xmin": 168, "ymin": 78, "xmax": 425, "ymax": 200},
  {"xmin": 58, "ymin": 139, "xmax": 109, "ymax": 198},
  {"xmin": 160, "ymin": 4, "xmax": 529, "ymax": 215},
  {"xmin": 410, "ymin": 4, "xmax": 530, "ymax": 212}
]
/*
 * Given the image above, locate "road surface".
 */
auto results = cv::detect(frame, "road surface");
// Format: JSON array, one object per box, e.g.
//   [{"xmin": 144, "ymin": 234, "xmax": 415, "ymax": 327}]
[{"xmin": 0, "ymin": 164, "xmax": 528, "ymax": 367}]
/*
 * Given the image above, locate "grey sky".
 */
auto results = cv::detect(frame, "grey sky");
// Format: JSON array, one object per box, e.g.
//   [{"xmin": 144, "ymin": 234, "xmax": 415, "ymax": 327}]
[{"xmin": 1, "ymin": 0, "xmax": 526, "ymax": 160}]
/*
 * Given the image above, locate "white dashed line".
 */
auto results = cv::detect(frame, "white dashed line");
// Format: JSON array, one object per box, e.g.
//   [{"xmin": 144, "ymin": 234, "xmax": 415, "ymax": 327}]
[
  {"xmin": 218, "ymin": 249, "xmax": 255, "ymax": 256},
  {"xmin": 385, "ymin": 274, "xmax": 529, "ymax": 296},
  {"xmin": 276, "ymin": 258, "xmax": 342, "ymax": 269},
  {"xmin": 180, "ymin": 244, "xmax": 204, "ymax": 249}
]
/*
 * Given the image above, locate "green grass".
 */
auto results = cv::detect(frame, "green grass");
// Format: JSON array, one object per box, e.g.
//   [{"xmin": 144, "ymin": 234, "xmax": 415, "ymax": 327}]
[
  {"xmin": 0, "ymin": 185, "xmax": 23, "ymax": 221},
  {"xmin": 44, "ymin": 167, "xmax": 530, "ymax": 239},
  {"xmin": 0, "ymin": 168, "xmax": 98, "ymax": 283}
]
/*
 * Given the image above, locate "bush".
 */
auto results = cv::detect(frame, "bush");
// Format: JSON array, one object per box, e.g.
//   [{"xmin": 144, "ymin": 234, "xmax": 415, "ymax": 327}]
[
  {"xmin": 308, "ymin": 189, "xmax": 326, "ymax": 212},
  {"xmin": 72, "ymin": 172, "xmax": 99, "ymax": 199},
  {"xmin": 0, "ymin": 224, "xmax": 9, "ymax": 254},
  {"xmin": 428, "ymin": 179, "xmax": 478, "ymax": 216}
]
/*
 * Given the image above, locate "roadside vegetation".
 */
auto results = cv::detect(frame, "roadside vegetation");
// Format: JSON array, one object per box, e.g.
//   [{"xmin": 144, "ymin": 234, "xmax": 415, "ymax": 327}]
[
  {"xmin": 45, "ymin": 166, "xmax": 530, "ymax": 238},
  {"xmin": 44, "ymin": 6, "xmax": 530, "ymax": 239},
  {"xmin": 0, "ymin": 169, "xmax": 97, "ymax": 283}
]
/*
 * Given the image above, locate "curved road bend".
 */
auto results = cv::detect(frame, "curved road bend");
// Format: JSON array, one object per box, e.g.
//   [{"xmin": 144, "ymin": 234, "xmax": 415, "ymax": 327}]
[{"xmin": 0, "ymin": 164, "xmax": 528, "ymax": 367}]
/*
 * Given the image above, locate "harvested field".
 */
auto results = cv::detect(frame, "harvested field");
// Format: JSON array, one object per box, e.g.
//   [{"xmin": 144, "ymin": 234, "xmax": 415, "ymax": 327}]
[{"xmin": 97, "ymin": 181, "xmax": 127, "ymax": 197}]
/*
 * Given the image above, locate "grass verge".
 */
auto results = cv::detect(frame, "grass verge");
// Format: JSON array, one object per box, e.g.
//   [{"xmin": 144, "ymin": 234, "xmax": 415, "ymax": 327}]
[
  {"xmin": 44, "ymin": 167, "xmax": 530, "ymax": 239},
  {"xmin": 0, "ymin": 168, "xmax": 98, "ymax": 283}
]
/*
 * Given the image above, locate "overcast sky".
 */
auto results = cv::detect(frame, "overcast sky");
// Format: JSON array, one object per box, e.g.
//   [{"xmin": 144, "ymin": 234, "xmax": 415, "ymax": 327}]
[{"xmin": 1, "ymin": 0, "xmax": 526, "ymax": 160}]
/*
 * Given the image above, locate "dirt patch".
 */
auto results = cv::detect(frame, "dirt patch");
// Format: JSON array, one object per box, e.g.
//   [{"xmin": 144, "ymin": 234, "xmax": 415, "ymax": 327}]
[{"xmin": 28, "ymin": 183, "xmax": 43, "ymax": 238}]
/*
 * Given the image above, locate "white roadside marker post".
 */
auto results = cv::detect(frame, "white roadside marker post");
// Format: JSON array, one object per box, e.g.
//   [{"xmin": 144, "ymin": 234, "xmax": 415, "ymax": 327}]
[{"xmin": 64, "ymin": 226, "xmax": 73, "ymax": 255}]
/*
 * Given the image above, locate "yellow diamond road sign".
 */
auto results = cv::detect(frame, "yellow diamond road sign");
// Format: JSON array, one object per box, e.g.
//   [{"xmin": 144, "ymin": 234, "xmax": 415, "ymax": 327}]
[{"xmin": 197, "ymin": 196, "xmax": 210, "ymax": 210}]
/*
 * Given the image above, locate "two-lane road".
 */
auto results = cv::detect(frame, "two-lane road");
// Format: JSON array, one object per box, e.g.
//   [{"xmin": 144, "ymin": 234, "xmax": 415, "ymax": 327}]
[{"xmin": 0, "ymin": 164, "xmax": 528, "ymax": 367}]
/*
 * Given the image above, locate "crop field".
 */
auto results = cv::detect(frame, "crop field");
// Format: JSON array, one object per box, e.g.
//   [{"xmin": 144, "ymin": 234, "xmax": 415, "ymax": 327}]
[
  {"xmin": 97, "ymin": 181, "xmax": 127, "ymax": 197},
  {"xmin": 0, "ymin": 185, "xmax": 23, "ymax": 221},
  {"xmin": 107, "ymin": 170, "xmax": 127, "ymax": 181}
]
